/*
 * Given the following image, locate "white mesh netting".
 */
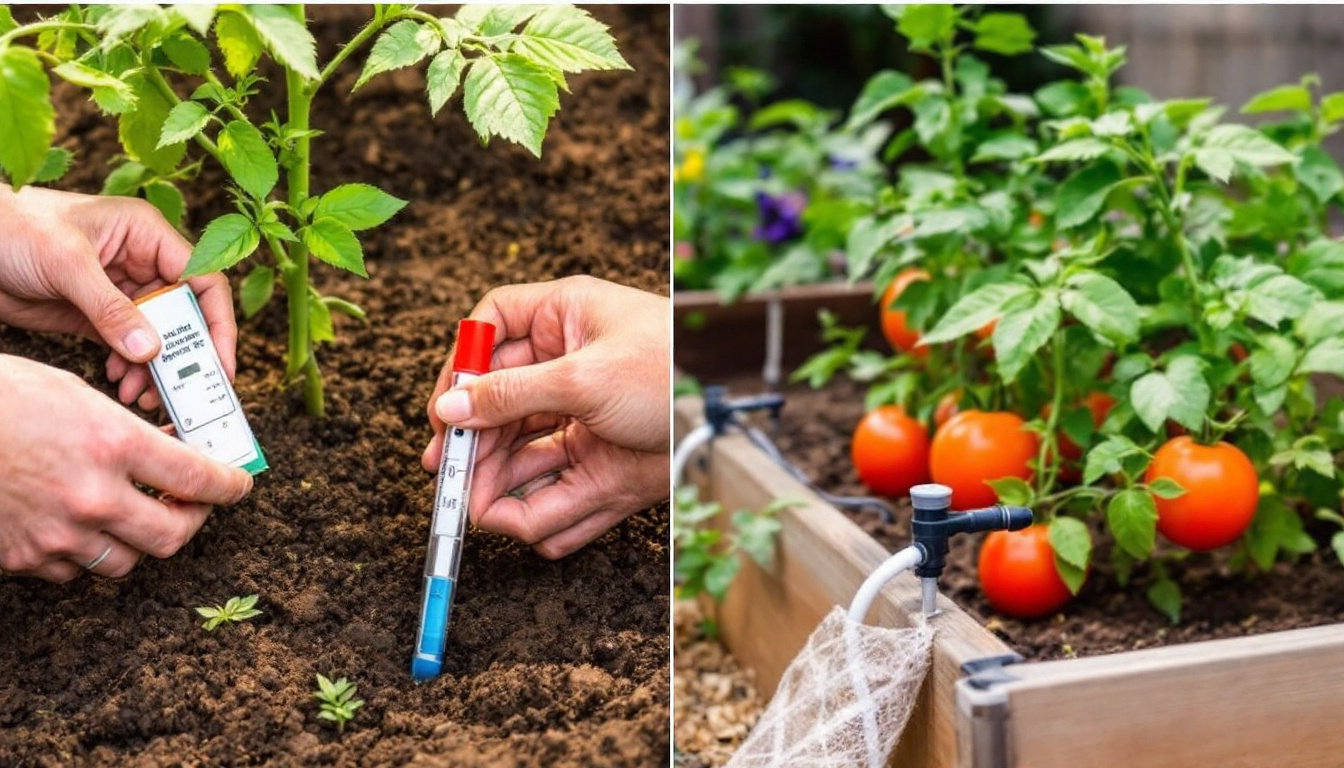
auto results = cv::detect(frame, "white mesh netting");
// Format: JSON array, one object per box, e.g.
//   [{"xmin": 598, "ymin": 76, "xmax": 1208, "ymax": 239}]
[{"xmin": 726, "ymin": 606, "xmax": 935, "ymax": 768}]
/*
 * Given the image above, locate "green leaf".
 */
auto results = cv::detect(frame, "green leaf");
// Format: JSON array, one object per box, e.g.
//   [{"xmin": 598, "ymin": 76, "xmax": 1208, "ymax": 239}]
[
  {"xmin": 846, "ymin": 215, "xmax": 905, "ymax": 279},
  {"xmin": 1288, "ymin": 241, "xmax": 1344, "ymax": 299},
  {"xmin": 1049, "ymin": 516, "xmax": 1091, "ymax": 595},
  {"xmin": 1083, "ymin": 435, "xmax": 1144, "ymax": 485},
  {"xmin": 922, "ymin": 282, "xmax": 1030, "ymax": 345},
  {"xmin": 1245, "ymin": 274, "xmax": 1319, "ymax": 326},
  {"xmin": 972, "ymin": 12, "xmax": 1036, "ymax": 55},
  {"xmin": 157, "ymin": 101, "xmax": 212, "ymax": 149},
  {"xmin": 303, "ymin": 217, "xmax": 367, "ymax": 277},
  {"xmin": 1107, "ymin": 489, "xmax": 1158, "ymax": 559},
  {"xmin": 313, "ymin": 183, "xmax": 407, "ymax": 231},
  {"xmin": 986, "ymin": 477, "xmax": 1033, "ymax": 506},
  {"xmin": 1240, "ymin": 84, "xmax": 1311, "ymax": 114},
  {"xmin": 246, "ymin": 4, "xmax": 320, "ymax": 81},
  {"xmin": 1322, "ymin": 91, "xmax": 1344, "ymax": 123},
  {"xmin": 462, "ymin": 53, "xmax": 560, "ymax": 157},
  {"xmin": 161, "ymin": 33, "xmax": 213, "ymax": 76},
  {"xmin": 184, "ymin": 214, "xmax": 260, "ymax": 277},
  {"xmin": 1297, "ymin": 146, "xmax": 1344, "ymax": 204},
  {"xmin": 1299, "ymin": 338, "xmax": 1344, "ymax": 377},
  {"xmin": 455, "ymin": 5, "xmax": 544, "ymax": 36},
  {"xmin": 703, "ymin": 555, "xmax": 740, "ymax": 602},
  {"xmin": 33, "ymin": 148, "xmax": 73, "ymax": 184},
  {"xmin": 894, "ymin": 4, "xmax": 957, "ymax": 52},
  {"xmin": 1332, "ymin": 531, "xmax": 1344, "ymax": 568},
  {"xmin": 732, "ymin": 510, "xmax": 782, "ymax": 569},
  {"xmin": 143, "ymin": 180, "xmax": 185, "ymax": 227},
  {"xmin": 1248, "ymin": 334, "xmax": 1297, "ymax": 390},
  {"xmin": 1130, "ymin": 355, "xmax": 1210, "ymax": 433},
  {"xmin": 1055, "ymin": 162, "xmax": 1122, "ymax": 229},
  {"xmin": 1035, "ymin": 138, "xmax": 1113, "ymax": 164},
  {"xmin": 1147, "ymin": 477, "xmax": 1186, "ymax": 500},
  {"xmin": 102, "ymin": 162, "xmax": 148, "ymax": 196},
  {"xmin": 174, "ymin": 4, "xmax": 216, "ymax": 37},
  {"xmin": 52, "ymin": 61, "xmax": 135, "ymax": 108},
  {"xmin": 1202, "ymin": 124, "xmax": 1297, "ymax": 168},
  {"xmin": 427, "ymin": 49, "xmax": 467, "ymax": 116},
  {"xmin": 96, "ymin": 5, "xmax": 163, "ymax": 39},
  {"xmin": 513, "ymin": 5, "xmax": 630, "ymax": 73},
  {"xmin": 0, "ymin": 7, "xmax": 15, "ymax": 36},
  {"xmin": 971, "ymin": 132, "xmax": 1038, "ymax": 163},
  {"xmin": 1061, "ymin": 272, "xmax": 1141, "ymax": 344},
  {"xmin": 240, "ymin": 265, "xmax": 275, "ymax": 319},
  {"xmin": 355, "ymin": 20, "xmax": 441, "ymax": 91},
  {"xmin": 217, "ymin": 120, "xmax": 278, "ymax": 200},
  {"xmin": 1192, "ymin": 147, "xmax": 1235, "ymax": 184},
  {"xmin": 119, "ymin": 74, "xmax": 187, "ymax": 175},
  {"xmin": 1146, "ymin": 576, "xmax": 1182, "ymax": 624},
  {"xmin": 309, "ymin": 289, "xmax": 335, "ymax": 343},
  {"xmin": 323, "ymin": 297, "xmax": 368, "ymax": 322},
  {"xmin": 1296, "ymin": 301, "xmax": 1344, "ymax": 345},
  {"xmin": 0, "ymin": 47, "xmax": 56, "ymax": 187},
  {"xmin": 846, "ymin": 70, "xmax": 916, "ymax": 131},
  {"xmin": 215, "ymin": 10, "xmax": 263, "ymax": 79},
  {"xmin": 992, "ymin": 290, "xmax": 1061, "ymax": 383}
]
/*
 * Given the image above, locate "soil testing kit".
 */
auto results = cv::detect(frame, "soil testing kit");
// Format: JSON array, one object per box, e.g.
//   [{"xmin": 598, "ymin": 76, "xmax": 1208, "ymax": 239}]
[
  {"xmin": 412, "ymin": 319, "xmax": 495, "ymax": 681},
  {"xmin": 135, "ymin": 283, "xmax": 267, "ymax": 475}
]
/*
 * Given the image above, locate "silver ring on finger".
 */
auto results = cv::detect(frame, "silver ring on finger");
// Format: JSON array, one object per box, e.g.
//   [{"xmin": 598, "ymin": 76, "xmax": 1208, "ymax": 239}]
[{"xmin": 83, "ymin": 542, "xmax": 114, "ymax": 571}]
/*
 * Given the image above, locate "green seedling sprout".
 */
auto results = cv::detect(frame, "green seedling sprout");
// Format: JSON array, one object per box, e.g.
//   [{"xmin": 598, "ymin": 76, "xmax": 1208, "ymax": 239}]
[
  {"xmin": 313, "ymin": 673, "xmax": 364, "ymax": 733},
  {"xmin": 195, "ymin": 593, "xmax": 262, "ymax": 631}
]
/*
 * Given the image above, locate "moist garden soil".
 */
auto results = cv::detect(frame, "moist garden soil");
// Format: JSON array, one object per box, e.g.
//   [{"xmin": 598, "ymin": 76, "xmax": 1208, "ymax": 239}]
[
  {"xmin": 705, "ymin": 372, "xmax": 1344, "ymax": 663},
  {"xmin": 0, "ymin": 6, "xmax": 669, "ymax": 766}
]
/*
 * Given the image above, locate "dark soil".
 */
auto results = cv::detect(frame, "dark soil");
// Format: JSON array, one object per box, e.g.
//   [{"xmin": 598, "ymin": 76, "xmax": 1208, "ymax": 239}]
[
  {"xmin": 707, "ymin": 373, "xmax": 1344, "ymax": 662},
  {"xmin": 0, "ymin": 6, "xmax": 669, "ymax": 767}
]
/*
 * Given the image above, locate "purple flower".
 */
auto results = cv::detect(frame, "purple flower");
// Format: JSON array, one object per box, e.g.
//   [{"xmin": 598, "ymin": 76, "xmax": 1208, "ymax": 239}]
[{"xmin": 753, "ymin": 190, "xmax": 807, "ymax": 244}]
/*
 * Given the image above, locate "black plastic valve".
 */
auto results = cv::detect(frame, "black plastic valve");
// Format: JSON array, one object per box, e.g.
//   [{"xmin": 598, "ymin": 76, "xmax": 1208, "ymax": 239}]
[
  {"xmin": 703, "ymin": 385, "xmax": 785, "ymax": 436},
  {"xmin": 909, "ymin": 484, "xmax": 1033, "ymax": 580}
]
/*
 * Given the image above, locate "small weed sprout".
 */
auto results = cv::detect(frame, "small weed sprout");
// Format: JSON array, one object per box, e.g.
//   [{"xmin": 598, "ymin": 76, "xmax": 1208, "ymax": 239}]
[
  {"xmin": 195, "ymin": 594, "xmax": 262, "ymax": 631},
  {"xmin": 313, "ymin": 673, "xmax": 364, "ymax": 733}
]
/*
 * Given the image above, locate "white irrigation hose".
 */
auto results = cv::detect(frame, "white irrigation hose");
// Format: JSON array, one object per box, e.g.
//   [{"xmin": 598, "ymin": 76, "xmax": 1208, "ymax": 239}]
[
  {"xmin": 847, "ymin": 544, "xmax": 926, "ymax": 624},
  {"xmin": 672, "ymin": 423, "xmax": 715, "ymax": 486},
  {"xmin": 763, "ymin": 290, "xmax": 782, "ymax": 392}
]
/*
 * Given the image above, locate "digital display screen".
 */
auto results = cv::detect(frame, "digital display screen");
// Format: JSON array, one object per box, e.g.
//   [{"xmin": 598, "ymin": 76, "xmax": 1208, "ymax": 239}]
[{"xmin": 177, "ymin": 362, "xmax": 201, "ymax": 380}]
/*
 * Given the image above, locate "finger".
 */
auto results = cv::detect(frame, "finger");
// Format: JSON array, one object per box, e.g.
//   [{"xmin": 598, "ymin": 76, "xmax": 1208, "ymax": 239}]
[
  {"xmin": 185, "ymin": 273, "xmax": 238, "ymax": 381},
  {"xmin": 27, "ymin": 560, "xmax": 82, "ymax": 584},
  {"xmin": 58, "ymin": 246, "xmax": 161, "ymax": 364},
  {"xmin": 106, "ymin": 352, "xmax": 130, "ymax": 383},
  {"xmin": 117, "ymin": 365, "xmax": 152, "ymax": 406},
  {"xmin": 124, "ymin": 426, "xmax": 253, "ymax": 506},
  {"xmin": 471, "ymin": 474, "xmax": 605, "ymax": 545},
  {"xmin": 514, "ymin": 413, "xmax": 565, "ymax": 445},
  {"xmin": 531, "ymin": 507, "xmax": 634, "ymax": 560},
  {"xmin": 506, "ymin": 432, "xmax": 572, "ymax": 490},
  {"xmin": 74, "ymin": 534, "xmax": 142, "ymax": 579},
  {"xmin": 136, "ymin": 387, "xmax": 161, "ymax": 412},
  {"xmin": 434, "ymin": 355, "xmax": 596, "ymax": 431},
  {"xmin": 102, "ymin": 492, "xmax": 212, "ymax": 560}
]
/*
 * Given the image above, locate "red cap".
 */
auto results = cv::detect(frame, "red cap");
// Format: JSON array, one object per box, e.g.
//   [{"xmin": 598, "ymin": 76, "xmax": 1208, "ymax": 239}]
[{"xmin": 452, "ymin": 320, "xmax": 495, "ymax": 374}]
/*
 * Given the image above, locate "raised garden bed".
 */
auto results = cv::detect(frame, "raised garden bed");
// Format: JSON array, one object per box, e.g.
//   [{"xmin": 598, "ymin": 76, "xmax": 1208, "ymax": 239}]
[
  {"xmin": 675, "ymin": 382, "xmax": 1344, "ymax": 767},
  {"xmin": 0, "ymin": 6, "xmax": 670, "ymax": 766}
]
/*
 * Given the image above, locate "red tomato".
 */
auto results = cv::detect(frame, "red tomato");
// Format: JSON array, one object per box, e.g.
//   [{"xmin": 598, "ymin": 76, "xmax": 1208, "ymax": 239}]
[
  {"xmin": 978, "ymin": 525, "xmax": 1074, "ymax": 619},
  {"xmin": 933, "ymin": 392, "xmax": 960, "ymax": 429},
  {"xmin": 851, "ymin": 406, "xmax": 931, "ymax": 498},
  {"xmin": 975, "ymin": 318, "xmax": 997, "ymax": 341},
  {"xmin": 930, "ymin": 410, "xmax": 1038, "ymax": 509},
  {"xmin": 880, "ymin": 268, "xmax": 930, "ymax": 357},
  {"xmin": 1145, "ymin": 436, "xmax": 1259, "ymax": 551}
]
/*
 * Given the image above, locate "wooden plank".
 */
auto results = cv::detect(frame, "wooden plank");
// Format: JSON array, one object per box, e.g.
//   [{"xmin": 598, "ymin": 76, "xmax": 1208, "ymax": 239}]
[
  {"xmin": 998, "ymin": 623, "xmax": 1344, "ymax": 768},
  {"xmin": 675, "ymin": 395, "xmax": 1012, "ymax": 768}
]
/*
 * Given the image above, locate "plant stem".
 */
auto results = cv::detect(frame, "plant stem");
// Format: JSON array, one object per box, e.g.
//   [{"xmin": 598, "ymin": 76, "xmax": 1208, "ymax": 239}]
[
  {"xmin": 0, "ymin": 20, "xmax": 95, "ymax": 47},
  {"xmin": 143, "ymin": 68, "xmax": 225, "ymax": 164},
  {"xmin": 1036, "ymin": 331, "xmax": 1067, "ymax": 500},
  {"xmin": 939, "ymin": 43, "xmax": 967, "ymax": 190},
  {"xmin": 310, "ymin": 11, "xmax": 397, "ymax": 93},
  {"xmin": 284, "ymin": 5, "xmax": 322, "ymax": 416}
]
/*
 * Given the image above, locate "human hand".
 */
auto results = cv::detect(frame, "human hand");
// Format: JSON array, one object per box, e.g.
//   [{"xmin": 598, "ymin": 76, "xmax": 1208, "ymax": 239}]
[
  {"xmin": 422, "ymin": 276, "xmax": 670, "ymax": 559},
  {"xmin": 0, "ymin": 355, "xmax": 254, "ymax": 582},
  {"xmin": 0, "ymin": 184, "xmax": 237, "ymax": 411}
]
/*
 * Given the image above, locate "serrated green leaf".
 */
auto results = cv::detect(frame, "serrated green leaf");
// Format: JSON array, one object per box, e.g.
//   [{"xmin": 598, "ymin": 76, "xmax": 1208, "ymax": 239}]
[
  {"xmin": 33, "ymin": 147, "xmax": 73, "ymax": 184},
  {"xmin": 1192, "ymin": 147, "xmax": 1235, "ymax": 183},
  {"xmin": 1083, "ymin": 435, "xmax": 1143, "ymax": 485},
  {"xmin": 972, "ymin": 12, "xmax": 1035, "ymax": 55},
  {"xmin": 1299, "ymin": 338, "xmax": 1344, "ymax": 377},
  {"xmin": 513, "ymin": 5, "xmax": 630, "ymax": 73},
  {"xmin": 971, "ymin": 132, "xmax": 1038, "ymax": 163},
  {"xmin": 1147, "ymin": 576, "xmax": 1182, "ymax": 624},
  {"xmin": 992, "ymin": 291, "xmax": 1060, "ymax": 383},
  {"xmin": 1288, "ymin": 241, "xmax": 1344, "ymax": 299},
  {"xmin": 246, "ymin": 4, "xmax": 319, "ymax": 80},
  {"xmin": 102, "ymin": 161, "xmax": 148, "ymax": 196},
  {"xmin": 1036, "ymin": 138, "xmax": 1112, "ymax": 164},
  {"xmin": 240, "ymin": 265, "xmax": 275, "ymax": 319},
  {"xmin": 143, "ymin": 180, "xmax": 185, "ymax": 227},
  {"xmin": 119, "ymin": 74, "xmax": 187, "ymax": 175},
  {"xmin": 1240, "ymin": 84, "xmax": 1311, "ymax": 114},
  {"xmin": 1202, "ymin": 123, "xmax": 1297, "ymax": 168},
  {"xmin": 427, "ymin": 48, "xmax": 466, "ymax": 116},
  {"xmin": 52, "ymin": 61, "xmax": 134, "ymax": 102},
  {"xmin": 162, "ymin": 33, "xmax": 212, "ymax": 76},
  {"xmin": 1246, "ymin": 274, "xmax": 1319, "ymax": 326},
  {"xmin": 1061, "ymin": 272, "xmax": 1141, "ymax": 344},
  {"xmin": 703, "ymin": 555, "xmax": 740, "ymax": 602},
  {"xmin": 1049, "ymin": 517, "xmax": 1091, "ymax": 595},
  {"xmin": 97, "ymin": 5, "xmax": 163, "ymax": 40},
  {"xmin": 215, "ymin": 10, "xmax": 263, "ymax": 79},
  {"xmin": 184, "ymin": 213, "xmax": 260, "ymax": 276},
  {"xmin": 1055, "ymin": 162, "xmax": 1122, "ymax": 229},
  {"xmin": 922, "ymin": 281, "xmax": 1030, "ymax": 345},
  {"xmin": 0, "ymin": 47, "xmax": 56, "ymax": 187},
  {"xmin": 1297, "ymin": 146, "xmax": 1344, "ymax": 204},
  {"xmin": 986, "ymin": 477, "xmax": 1033, "ymax": 506},
  {"xmin": 1148, "ymin": 477, "xmax": 1186, "ymax": 500},
  {"xmin": 1249, "ymin": 334, "xmax": 1297, "ymax": 390},
  {"xmin": 1131, "ymin": 356, "xmax": 1210, "ymax": 433},
  {"xmin": 846, "ymin": 70, "xmax": 916, "ymax": 131},
  {"xmin": 313, "ymin": 183, "xmax": 407, "ymax": 231},
  {"xmin": 894, "ymin": 3, "xmax": 957, "ymax": 52},
  {"xmin": 1108, "ymin": 489, "xmax": 1157, "ymax": 559},
  {"xmin": 455, "ymin": 5, "xmax": 545, "ymax": 36},
  {"xmin": 303, "ymin": 217, "xmax": 367, "ymax": 277},
  {"xmin": 462, "ymin": 53, "xmax": 560, "ymax": 157},
  {"xmin": 157, "ymin": 101, "xmax": 212, "ymax": 149},
  {"xmin": 355, "ymin": 20, "xmax": 441, "ymax": 91},
  {"xmin": 218, "ymin": 120, "xmax": 278, "ymax": 200},
  {"xmin": 174, "ymin": 4, "xmax": 216, "ymax": 37}
]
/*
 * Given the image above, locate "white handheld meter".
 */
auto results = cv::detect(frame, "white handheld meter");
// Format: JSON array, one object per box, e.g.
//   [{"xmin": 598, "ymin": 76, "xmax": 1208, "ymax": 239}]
[
  {"xmin": 412, "ymin": 319, "xmax": 494, "ymax": 681},
  {"xmin": 136, "ymin": 283, "xmax": 267, "ymax": 475}
]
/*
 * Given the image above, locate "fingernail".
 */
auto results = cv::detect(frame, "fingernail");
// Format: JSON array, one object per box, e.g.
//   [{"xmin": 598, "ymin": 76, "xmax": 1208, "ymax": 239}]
[
  {"xmin": 435, "ymin": 389, "xmax": 472, "ymax": 423},
  {"xmin": 123, "ymin": 328, "xmax": 156, "ymax": 359}
]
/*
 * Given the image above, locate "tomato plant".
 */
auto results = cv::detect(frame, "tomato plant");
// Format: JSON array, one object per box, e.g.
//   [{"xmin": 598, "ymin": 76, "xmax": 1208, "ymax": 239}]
[
  {"xmin": 978, "ymin": 525, "xmax": 1075, "ymax": 619},
  {"xmin": 930, "ymin": 410, "xmax": 1038, "ymax": 509},
  {"xmin": 851, "ymin": 405, "xmax": 930, "ymax": 497},
  {"xmin": 0, "ymin": 4, "xmax": 629, "ymax": 415},
  {"xmin": 1146, "ymin": 436, "xmax": 1259, "ymax": 551},
  {"xmin": 880, "ymin": 267, "xmax": 931, "ymax": 355}
]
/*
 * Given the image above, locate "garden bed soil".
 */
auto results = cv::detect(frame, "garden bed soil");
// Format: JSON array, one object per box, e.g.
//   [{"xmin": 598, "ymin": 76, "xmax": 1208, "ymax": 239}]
[
  {"xmin": 706, "ymin": 373, "xmax": 1344, "ymax": 663},
  {"xmin": 671, "ymin": 601, "xmax": 761, "ymax": 768},
  {"xmin": 0, "ymin": 6, "xmax": 670, "ymax": 767}
]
